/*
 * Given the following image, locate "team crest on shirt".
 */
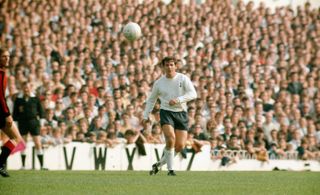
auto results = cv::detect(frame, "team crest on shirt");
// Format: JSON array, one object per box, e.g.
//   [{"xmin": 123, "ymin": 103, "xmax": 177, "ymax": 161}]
[{"xmin": 19, "ymin": 106, "xmax": 24, "ymax": 112}]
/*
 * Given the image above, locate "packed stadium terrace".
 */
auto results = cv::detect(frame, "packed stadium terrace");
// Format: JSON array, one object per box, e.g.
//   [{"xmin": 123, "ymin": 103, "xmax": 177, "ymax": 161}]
[{"xmin": 0, "ymin": 0, "xmax": 319, "ymax": 161}]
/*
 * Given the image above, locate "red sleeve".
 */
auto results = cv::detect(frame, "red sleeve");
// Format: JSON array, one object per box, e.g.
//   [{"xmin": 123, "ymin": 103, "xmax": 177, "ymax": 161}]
[{"xmin": 0, "ymin": 71, "xmax": 10, "ymax": 117}]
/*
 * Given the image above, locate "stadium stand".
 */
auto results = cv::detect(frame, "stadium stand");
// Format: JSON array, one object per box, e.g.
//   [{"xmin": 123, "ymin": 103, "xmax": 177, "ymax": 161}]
[{"xmin": 0, "ymin": 0, "xmax": 319, "ymax": 170}]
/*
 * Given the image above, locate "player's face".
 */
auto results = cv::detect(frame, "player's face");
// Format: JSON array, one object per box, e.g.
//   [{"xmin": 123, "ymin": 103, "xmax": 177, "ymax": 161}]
[
  {"xmin": 23, "ymin": 83, "xmax": 31, "ymax": 95},
  {"xmin": 163, "ymin": 60, "xmax": 177, "ymax": 78},
  {"xmin": 0, "ymin": 51, "xmax": 10, "ymax": 68}
]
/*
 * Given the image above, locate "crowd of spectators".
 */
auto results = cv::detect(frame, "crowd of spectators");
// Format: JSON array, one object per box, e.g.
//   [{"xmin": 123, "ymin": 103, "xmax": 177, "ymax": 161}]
[{"xmin": 0, "ymin": 0, "xmax": 319, "ymax": 161}]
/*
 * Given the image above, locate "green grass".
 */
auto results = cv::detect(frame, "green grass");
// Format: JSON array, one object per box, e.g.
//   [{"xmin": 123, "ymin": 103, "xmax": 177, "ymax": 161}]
[{"xmin": 0, "ymin": 171, "xmax": 319, "ymax": 195}]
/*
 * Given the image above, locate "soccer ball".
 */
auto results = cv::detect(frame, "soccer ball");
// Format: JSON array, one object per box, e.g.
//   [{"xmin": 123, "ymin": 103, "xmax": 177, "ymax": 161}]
[{"xmin": 123, "ymin": 22, "xmax": 142, "ymax": 41}]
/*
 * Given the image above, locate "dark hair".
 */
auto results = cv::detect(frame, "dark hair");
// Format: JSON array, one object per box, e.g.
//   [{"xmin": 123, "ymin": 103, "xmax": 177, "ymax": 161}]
[
  {"xmin": 124, "ymin": 129, "xmax": 135, "ymax": 136},
  {"xmin": 161, "ymin": 56, "xmax": 176, "ymax": 66}
]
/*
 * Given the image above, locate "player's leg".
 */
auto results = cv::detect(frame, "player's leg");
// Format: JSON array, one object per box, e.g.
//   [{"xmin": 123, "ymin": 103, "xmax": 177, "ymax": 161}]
[
  {"xmin": 30, "ymin": 120, "xmax": 45, "ymax": 170},
  {"xmin": 20, "ymin": 135, "xmax": 28, "ymax": 169},
  {"xmin": 172, "ymin": 110, "xmax": 189, "ymax": 157},
  {"xmin": 150, "ymin": 124, "xmax": 175, "ymax": 175},
  {"xmin": 0, "ymin": 129, "xmax": 13, "ymax": 177},
  {"xmin": 158, "ymin": 129, "xmax": 187, "ymax": 166},
  {"xmin": 174, "ymin": 130, "xmax": 188, "ymax": 153},
  {"xmin": 0, "ymin": 119, "xmax": 24, "ymax": 177},
  {"xmin": 32, "ymin": 135, "xmax": 45, "ymax": 169},
  {"xmin": 1, "ymin": 120, "xmax": 24, "ymax": 144},
  {"xmin": 166, "ymin": 111, "xmax": 188, "ymax": 176},
  {"xmin": 159, "ymin": 128, "xmax": 187, "ymax": 176},
  {"xmin": 16, "ymin": 122, "xmax": 28, "ymax": 169},
  {"xmin": 161, "ymin": 124, "xmax": 176, "ymax": 171},
  {"xmin": 150, "ymin": 109, "xmax": 177, "ymax": 175},
  {"xmin": 0, "ymin": 131, "xmax": 9, "ymax": 144}
]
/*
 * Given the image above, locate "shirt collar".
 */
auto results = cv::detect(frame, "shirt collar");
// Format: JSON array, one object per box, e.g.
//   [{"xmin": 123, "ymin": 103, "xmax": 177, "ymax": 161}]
[{"xmin": 18, "ymin": 92, "xmax": 36, "ymax": 98}]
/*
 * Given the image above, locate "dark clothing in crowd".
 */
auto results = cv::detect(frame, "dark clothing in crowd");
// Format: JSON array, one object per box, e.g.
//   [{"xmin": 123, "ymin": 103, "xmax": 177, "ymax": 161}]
[{"xmin": 13, "ymin": 95, "xmax": 44, "ymax": 136}]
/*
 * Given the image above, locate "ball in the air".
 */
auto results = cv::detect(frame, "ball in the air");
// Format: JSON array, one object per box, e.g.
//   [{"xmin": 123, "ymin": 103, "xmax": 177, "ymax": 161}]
[{"xmin": 123, "ymin": 22, "xmax": 142, "ymax": 41}]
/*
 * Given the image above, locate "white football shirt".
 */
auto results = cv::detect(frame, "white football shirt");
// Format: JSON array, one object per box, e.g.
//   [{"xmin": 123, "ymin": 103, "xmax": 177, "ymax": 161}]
[{"xmin": 143, "ymin": 73, "xmax": 197, "ymax": 119}]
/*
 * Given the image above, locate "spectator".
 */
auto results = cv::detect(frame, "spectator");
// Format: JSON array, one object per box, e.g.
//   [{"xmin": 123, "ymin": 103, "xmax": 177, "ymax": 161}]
[
  {"xmin": 126, "ymin": 104, "xmax": 140, "ymax": 130},
  {"xmin": 220, "ymin": 117, "xmax": 233, "ymax": 141},
  {"xmin": 63, "ymin": 107, "xmax": 77, "ymax": 128},
  {"xmin": 53, "ymin": 98, "xmax": 65, "ymax": 120},
  {"xmin": 96, "ymin": 105, "xmax": 108, "ymax": 129},
  {"xmin": 262, "ymin": 111, "xmax": 280, "ymax": 141},
  {"xmin": 52, "ymin": 127, "xmax": 70, "ymax": 145},
  {"xmin": 185, "ymin": 131, "xmax": 204, "ymax": 154},
  {"xmin": 40, "ymin": 126, "xmax": 55, "ymax": 147},
  {"xmin": 140, "ymin": 119, "xmax": 154, "ymax": 143},
  {"xmin": 41, "ymin": 90, "xmax": 55, "ymax": 110},
  {"xmin": 191, "ymin": 124, "xmax": 210, "ymax": 144},
  {"xmin": 255, "ymin": 142, "xmax": 269, "ymax": 162},
  {"xmin": 287, "ymin": 72, "xmax": 303, "ymax": 95},
  {"xmin": 88, "ymin": 116, "xmax": 105, "ymax": 134},
  {"xmin": 41, "ymin": 108, "xmax": 58, "ymax": 129},
  {"xmin": 120, "ymin": 112, "xmax": 134, "ymax": 133},
  {"xmin": 289, "ymin": 129, "xmax": 302, "ymax": 150},
  {"xmin": 124, "ymin": 129, "xmax": 147, "ymax": 155},
  {"xmin": 65, "ymin": 124, "xmax": 80, "ymax": 142},
  {"xmin": 151, "ymin": 123, "xmax": 165, "ymax": 144},
  {"xmin": 86, "ymin": 132, "xmax": 97, "ymax": 144},
  {"xmin": 106, "ymin": 131, "xmax": 126, "ymax": 148},
  {"xmin": 61, "ymin": 85, "xmax": 76, "ymax": 108},
  {"xmin": 227, "ymin": 134, "xmax": 242, "ymax": 151},
  {"xmin": 96, "ymin": 131, "xmax": 108, "ymax": 145},
  {"xmin": 0, "ymin": 0, "xmax": 318, "ymax": 164},
  {"xmin": 77, "ymin": 117, "xmax": 89, "ymax": 137},
  {"xmin": 268, "ymin": 142, "xmax": 286, "ymax": 159},
  {"xmin": 297, "ymin": 138, "xmax": 316, "ymax": 160},
  {"xmin": 306, "ymin": 135, "xmax": 320, "ymax": 157}
]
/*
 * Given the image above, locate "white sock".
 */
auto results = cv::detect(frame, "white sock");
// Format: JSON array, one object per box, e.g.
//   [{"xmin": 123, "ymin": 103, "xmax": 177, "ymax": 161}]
[
  {"xmin": 157, "ymin": 148, "xmax": 177, "ymax": 168},
  {"xmin": 36, "ymin": 149, "xmax": 43, "ymax": 155},
  {"xmin": 166, "ymin": 148, "xmax": 174, "ymax": 171},
  {"xmin": 158, "ymin": 148, "xmax": 168, "ymax": 167}
]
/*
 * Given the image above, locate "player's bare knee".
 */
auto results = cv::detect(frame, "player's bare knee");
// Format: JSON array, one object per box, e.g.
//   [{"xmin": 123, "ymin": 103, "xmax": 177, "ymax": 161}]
[
  {"xmin": 33, "ymin": 136, "xmax": 42, "ymax": 148},
  {"xmin": 5, "ymin": 122, "xmax": 12, "ymax": 129},
  {"xmin": 34, "ymin": 142, "xmax": 41, "ymax": 149},
  {"xmin": 165, "ymin": 132, "xmax": 175, "ymax": 140},
  {"xmin": 166, "ymin": 138, "xmax": 175, "ymax": 148},
  {"xmin": 175, "ymin": 144, "xmax": 184, "ymax": 153}
]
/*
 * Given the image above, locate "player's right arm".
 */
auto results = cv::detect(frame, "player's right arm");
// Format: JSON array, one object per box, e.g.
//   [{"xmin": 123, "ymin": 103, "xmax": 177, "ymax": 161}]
[
  {"xmin": 0, "ymin": 75, "xmax": 14, "ymax": 129},
  {"xmin": 12, "ymin": 97, "xmax": 20, "ymax": 121},
  {"xmin": 143, "ymin": 81, "xmax": 159, "ymax": 120},
  {"xmin": 0, "ymin": 71, "xmax": 10, "ymax": 118}
]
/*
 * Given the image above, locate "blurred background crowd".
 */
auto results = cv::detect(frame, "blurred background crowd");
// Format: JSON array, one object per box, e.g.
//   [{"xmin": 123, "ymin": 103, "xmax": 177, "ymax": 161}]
[{"xmin": 0, "ymin": 0, "xmax": 319, "ymax": 161}]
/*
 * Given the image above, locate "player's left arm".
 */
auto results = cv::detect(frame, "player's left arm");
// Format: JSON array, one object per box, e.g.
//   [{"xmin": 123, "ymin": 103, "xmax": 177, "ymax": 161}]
[
  {"xmin": 143, "ymin": 81, "xmax": 160, "ymax": 120},
  {"xmin": 12, "ymin": 98, "xmax": 20, "ymax": 121},
  {"xmin": 37, "ymin": 97, "xmax": 45, "ymax": 119},
  {"xmin": 176, "ymin": 75, "xmax": 197, "ymax": 103}
]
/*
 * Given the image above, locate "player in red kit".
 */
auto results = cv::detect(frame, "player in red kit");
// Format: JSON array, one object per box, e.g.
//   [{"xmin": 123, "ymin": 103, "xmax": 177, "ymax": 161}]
[{"xmin": 0, "ymin": 47, "xmax": 25, "ymax": 177}]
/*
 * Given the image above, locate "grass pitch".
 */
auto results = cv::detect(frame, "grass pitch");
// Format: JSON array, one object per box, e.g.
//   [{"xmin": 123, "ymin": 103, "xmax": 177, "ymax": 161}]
[{"xmin": 0, "ymin": 171, "xmax": 319, "ymax": 195}]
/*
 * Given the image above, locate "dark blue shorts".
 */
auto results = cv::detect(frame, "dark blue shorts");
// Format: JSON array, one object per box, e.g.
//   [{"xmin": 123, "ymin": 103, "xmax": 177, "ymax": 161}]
[
  {"xmin": 18, "ymin": 119, "xmax": 41, "ymax": 136},
  {"xmin": 160, "ymin": 109, "xmax": 188, "ymax": 131}
]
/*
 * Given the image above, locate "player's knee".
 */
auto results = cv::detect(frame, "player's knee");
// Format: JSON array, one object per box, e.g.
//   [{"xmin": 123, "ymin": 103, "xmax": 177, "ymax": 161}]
[
  {"xmin": 175, "ymin": 144, "xmax": 184, "ymax": 153},
  {"xmin": 5, "ymin": 121, "xmax": 12, "ymax": 128},
  {"xmin": 167, "ymin": 140, "xmax": 175, "ymax": 147},
  {"xmin": 35, "ymin": 141, "xmax": 42, "ymax": 149},
  {"xmin": 33, "ymin": 136, "xmax": 41, "ymax": 145},
  {"xmin": 165, "ymin": 134, "xmax": 175, "ymax": 141}
]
